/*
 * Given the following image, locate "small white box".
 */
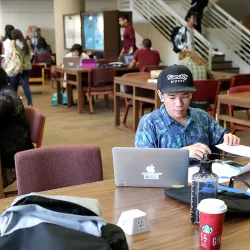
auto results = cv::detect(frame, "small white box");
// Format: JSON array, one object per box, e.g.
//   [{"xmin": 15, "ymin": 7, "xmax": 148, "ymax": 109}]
[{"xmin": 117, "ymin": 209, "xmax": 151, "ymax": 235}]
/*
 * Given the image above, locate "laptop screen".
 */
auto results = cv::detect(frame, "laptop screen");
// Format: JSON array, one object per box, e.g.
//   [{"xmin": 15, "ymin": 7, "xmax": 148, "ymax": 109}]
[{"xmin": 124, "ymin": 55, "xmax": 133, "ymax": 65}]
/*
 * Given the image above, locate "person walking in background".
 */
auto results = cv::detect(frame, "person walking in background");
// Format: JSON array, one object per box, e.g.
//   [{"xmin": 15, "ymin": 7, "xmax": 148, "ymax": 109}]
[
  {"xmin": 1, "ymin": 25, "xmax": 15, "ymax": 68},
  {"xmin": 10, "ymin": 29, "xmax": 33, "ymax": 106},
  {"xmin": 185, "ymin": 0, "xmax": 209, "ymax": 33},
  {"xmin": 118, "ymin": 13, "xmax": 136, "ymax": 60},
  {"xmin": 34, "ymin": 37, "xmax": 52, "ymax": 55},
  {"xmin": 0, "ymin": 68, "xmax": 34, "ymax": 188},
  {"xmin": 129, "ymin": 38, "xmax": 160, "ymax": 71},
  {"xmin": 174, "ymin": 12, "xmax": 197, "ymax": 52}
]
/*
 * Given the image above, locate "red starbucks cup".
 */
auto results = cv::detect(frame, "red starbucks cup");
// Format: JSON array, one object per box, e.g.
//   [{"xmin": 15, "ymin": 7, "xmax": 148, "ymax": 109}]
[{"xmin": 198, "ymin": 199, "xmax": 227, "ymax": 250}]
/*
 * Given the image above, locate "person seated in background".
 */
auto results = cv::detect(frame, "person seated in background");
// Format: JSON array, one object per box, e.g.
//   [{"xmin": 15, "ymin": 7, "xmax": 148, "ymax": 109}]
[
  {"xmin": 179, "ymin": 49, "xmax": 214, "ymax": 80},
  {"xmin": 134, "ymin": 65, "xmax": 240, "ymax": 164},
  {"xmin": 34, "ymin": 37, "xmax": 52, "ymax": 55},
  {"xmin": 129, "ymin": 38, "xmax": 160, "ymax": 71},
  {"xmin": 64, "ymin": 43, "xmax": 89, "ymax": 61},
  {"xmin": 179, "ymin": 49, "xmax": 214, "ymax": 109},
  {"xmin": 0, "ymin": 68, "xmax": 34, "ymax": 188},
  {"xmin": 62, "ymin": 44, "xmax": 89, "ymax": 89}
]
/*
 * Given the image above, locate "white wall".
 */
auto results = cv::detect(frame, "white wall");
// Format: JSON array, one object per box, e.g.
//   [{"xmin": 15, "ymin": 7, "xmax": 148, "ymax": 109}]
[
  {"xmin": 85, "ymin": 0, "xmax": 117, "ymax": 11},
  {"xmin": 0, "ymin": 0, "xmax": 55, "ymax": 52},
  {"xmin": 132, "ymin": 9, "xmax": 178, "ymax": 66}
]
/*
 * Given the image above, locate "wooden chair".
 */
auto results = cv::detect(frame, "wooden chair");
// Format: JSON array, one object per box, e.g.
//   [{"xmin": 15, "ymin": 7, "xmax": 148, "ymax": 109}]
[
  {"xmin": 227, "ymin": 85, "xmax": 250, "ymax": 134},
  {"xmin": 82, "ymin": 68, "xmax": 115, "ymax": 114},
  {"xmin": 34, "ymin": 53, "xmax": 52, "ymax": 79},
  {"xmin": 122, "ymin": 72, "xmax": 155, "ymax": 127},
  {"xmin": 0, "ymin": 106, "xmax": 46, "ymax": 198},
  {"xmin": 191, "ymin": 80, "xmax": 221, "ymax": 118},
  {"xmin": 230, "ymin": 74, "xmax": 250, "ymax": 87},
  {"xmin": 29, "ymin": 63, "xmax": 46, "ymax": 93}
]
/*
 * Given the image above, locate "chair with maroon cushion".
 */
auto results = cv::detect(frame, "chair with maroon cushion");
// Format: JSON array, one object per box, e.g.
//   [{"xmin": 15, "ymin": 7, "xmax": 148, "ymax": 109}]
[
  {"xmin": 227, "ymin": 85, "xmax": 250, "ymax": 134},
  {"xmin": 15, "ymin": 145, "xmax": 103, "ymax": 195},
  {"xmin": 230, "ymin": 74, "xmax": 250, "ymax": 87},
  {"xmin": 24, "ymin": 106, "xmax": 46, "ymax": 148},
  {"xmin": 142, "ymin": 65, "xmax": 167, "ymax": 72},
  {"xmin": 34, "ymin": 53, "xmax": 52, "ymax": 80},
  {"xmin": 82, "ymin": 67, "xmax": 115, "ymax": 113},
  {"xmin": 29, "ymin": 63, "xmax": 46, "ymax": 93},
  {"xmin": 191, "ymin": 80, "xmax": 221, "ymax": 118}
]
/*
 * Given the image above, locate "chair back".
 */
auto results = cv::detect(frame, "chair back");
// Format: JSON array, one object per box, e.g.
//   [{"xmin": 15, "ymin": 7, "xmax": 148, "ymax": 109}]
[
  {"xmin": 34, "ymin": 53, "xmax": 52, "ymax": 65},
  {"xmin": 142, "ymin": 65, "xmax": 167, "ymax": 72},
  {"xmin": 231, "ymin": 74, "xmax": 250, "ymax": 87},
  {"xmin": 24, "ymin": 106, "xmax": 45, "ymax": 148},
  {"xmin": 15, "ymin": 145, "xmax": 103, "ymax": 195},
  {"xmin": 227, "ymin": 85, "xmax": 250, "ymax": 114},
  {"xmin": 192, "ymin": 80, "xmax": 221, "ymax": 117},
  {"xmin": 90, "ymin": 67, "xmax": 115, "ymax": 85},
  {"xmin": 30, "ymin": 64, "xmax": 45, "ymax": 78}
]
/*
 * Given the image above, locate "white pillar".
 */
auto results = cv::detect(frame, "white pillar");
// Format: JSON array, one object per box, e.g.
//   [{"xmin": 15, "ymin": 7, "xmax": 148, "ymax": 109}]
[{"xmin": 53, "ymin": 0, "xmax": 85, "ymax": 65}]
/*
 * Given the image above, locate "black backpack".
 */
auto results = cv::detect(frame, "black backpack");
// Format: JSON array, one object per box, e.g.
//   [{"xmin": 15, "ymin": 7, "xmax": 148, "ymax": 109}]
[{"xmin": 170, "ymin": 26, "xmax": 187, "ymax": 53}]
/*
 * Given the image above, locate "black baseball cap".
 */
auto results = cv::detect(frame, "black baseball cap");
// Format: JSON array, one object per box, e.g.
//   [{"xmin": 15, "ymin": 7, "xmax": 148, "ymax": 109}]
[{"xmin": 157, "ymin": 65, "xmax": 196, "ymax": 93}]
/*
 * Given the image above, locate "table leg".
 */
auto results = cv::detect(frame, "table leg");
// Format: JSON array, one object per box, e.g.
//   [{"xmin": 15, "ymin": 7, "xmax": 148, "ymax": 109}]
[
  {"xmin": 133, "ymin": 87, "xmax": 140, "ymax": 133},
  {"xmin": 67, "ymin": 84, "xmax": 72, "ymax": 108},
  {"xmin": 114, "ymin": 82, "xmax": 120, "ymax": 127},
  {"xmin": 56, "ymin": 73, "xmax": 62, "ymax": 105},
  {"xmin": 217, "ymin": 99, "xmax": 223, "ymax": 126},
  {"xmin": 77, "ymin": 72, "xmax": 83, "ymax": 114}
]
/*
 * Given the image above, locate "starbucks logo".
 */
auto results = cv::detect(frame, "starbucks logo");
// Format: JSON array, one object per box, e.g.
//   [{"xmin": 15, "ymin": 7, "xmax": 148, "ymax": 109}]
[{"xmin": 202, "ymin": 224, "xmax": 213, "ymax": 234}]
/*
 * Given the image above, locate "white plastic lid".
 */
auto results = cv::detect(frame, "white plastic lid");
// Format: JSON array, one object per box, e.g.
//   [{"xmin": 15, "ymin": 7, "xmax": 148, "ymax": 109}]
[{"xmin": 198, "ymin": 199, "xmax": 227, "ymax": 214}]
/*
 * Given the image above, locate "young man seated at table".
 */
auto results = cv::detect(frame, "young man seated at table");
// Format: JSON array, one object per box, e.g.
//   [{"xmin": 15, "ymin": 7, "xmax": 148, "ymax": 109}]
[
  {"xmin": 129, "ymin": 38, "xmax": 160, "ymax": 72},
  {"xmin": 134, "ymin": 65, "xmax": 240, "ymax": 164}
]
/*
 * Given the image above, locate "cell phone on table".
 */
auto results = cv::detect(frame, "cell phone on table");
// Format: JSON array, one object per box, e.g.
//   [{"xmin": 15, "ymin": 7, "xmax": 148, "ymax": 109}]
[{"xmin": 223, "ymin": 161, "xmax": 245, "ymax": 168}]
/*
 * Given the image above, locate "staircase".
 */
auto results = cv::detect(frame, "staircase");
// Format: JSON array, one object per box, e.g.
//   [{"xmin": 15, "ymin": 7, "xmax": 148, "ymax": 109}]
[
  {"xmin": 180, "ymin": 0, "xmax": 250, "ymax": 73},
  {"xmin": 118, "ymin": 0, "xmax": 250, "ymax": 74}
]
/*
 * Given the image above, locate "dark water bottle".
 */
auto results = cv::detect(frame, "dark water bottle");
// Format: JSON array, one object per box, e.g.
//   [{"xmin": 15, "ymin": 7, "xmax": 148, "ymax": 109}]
[{"xmin": 190, "ymin": 159, "xmax": 218, "ymax": 224}]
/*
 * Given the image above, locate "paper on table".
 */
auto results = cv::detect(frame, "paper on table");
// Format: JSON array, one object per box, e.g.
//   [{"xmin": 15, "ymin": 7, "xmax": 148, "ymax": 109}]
[
  {"xmin": 216, "ymin": 144, "xmax": 250, "ymax": 158},
  {"xmin": 147, "ymin": 79, "xmax": 157, "ymax": 84},
  {"xmin": 188, "ymin": 162, "xmax": 250, "ymax": 184}
]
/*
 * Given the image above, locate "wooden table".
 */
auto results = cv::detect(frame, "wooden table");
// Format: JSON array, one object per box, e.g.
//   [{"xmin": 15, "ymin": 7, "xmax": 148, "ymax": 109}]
[
  {"xmin": 55, "ymin": 67, "xmax": 139, "ymax": 114},
  {"xmin": 0, "ymin": 178, "xmax": 249, "ymax": 249},
  {"xmin": 217, "ymin": 92, "xmax": 250, "ymax": 127},
  {"xmin": 114, "ymin": 73, "xmax": 161, "ymax": 132}
]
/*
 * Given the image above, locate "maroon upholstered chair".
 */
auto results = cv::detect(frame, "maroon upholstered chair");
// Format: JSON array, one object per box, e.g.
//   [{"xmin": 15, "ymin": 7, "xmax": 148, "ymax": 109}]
[
  {"xmin": 24, "ymin": 106, "xmax": 46, "ymax": 148},
  {"xmin": 34, "ymin": 53, "xmax": 52, "ymax": 66},
  {"xmin": 29, "ymin": 63, "xmax": 46, "ymax": 93},
  {"xmin": 15, "ymin": 145, "xmax": 103, "ymax": 195},
  {"xmin": 83, "ymin": 67, "xmax": 115, "ymax": 113},
  {"xmin": 230, "ymin": 74, "xmax": 250, "ymax": 87},
  {"xmin": 227, "ymin": 85, "xmax": 250, "ymax": 134},
  {"xmin": 191, "ymin": 80, "xmax": 221, "ymax": 118},
  {"xmin": 142, "ymin": 65, "xmax": 167, "ymax": 72}
]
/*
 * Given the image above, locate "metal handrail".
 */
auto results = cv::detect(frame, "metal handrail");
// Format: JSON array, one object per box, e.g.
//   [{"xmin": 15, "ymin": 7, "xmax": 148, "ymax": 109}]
[
  {"xmin": 181, "ymin": 0, "xmax": 250, "ymax": 66},
  {"xmin": 132, "ymin": 0, "xmax": 213, "ymax": 69}
]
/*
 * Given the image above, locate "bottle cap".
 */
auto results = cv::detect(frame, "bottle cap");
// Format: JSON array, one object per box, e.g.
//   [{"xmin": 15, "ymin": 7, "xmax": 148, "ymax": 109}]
[{"xmin": 198, "ymin": 199, "xmax": 227, "ymax": 214}]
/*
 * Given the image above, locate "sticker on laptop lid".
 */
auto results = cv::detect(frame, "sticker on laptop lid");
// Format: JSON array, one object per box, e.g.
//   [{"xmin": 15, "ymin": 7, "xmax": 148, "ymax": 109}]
[{"xmin": 141, "ymin": 164, "xmax": 162, "ymax": 180}]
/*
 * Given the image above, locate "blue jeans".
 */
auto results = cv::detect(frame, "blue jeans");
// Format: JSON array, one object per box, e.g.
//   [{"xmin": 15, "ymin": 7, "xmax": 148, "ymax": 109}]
[{"xmin": 10, "ymin": 70, "xmax": 33, "ymax": 105}]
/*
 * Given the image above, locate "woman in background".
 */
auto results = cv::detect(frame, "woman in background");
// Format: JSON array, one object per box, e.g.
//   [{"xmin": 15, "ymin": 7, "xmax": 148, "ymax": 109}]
[
  {"xmin": 1, "ymin": 25, "xmax": 15, "ymax": 68},
  {"xmin": 10, "ymin": 29, "xmax": 33, "ymax": 106},
  {"xmin": 62, "ymin": 44, "xmax": 89, "ymax": 88},
  {"xmin": 34, "ymin": 37, "xmax": 52, "ymax": 55},
  {"xmin": 0, "ymin": 68, "xmax": 34, "ymax": 187}
]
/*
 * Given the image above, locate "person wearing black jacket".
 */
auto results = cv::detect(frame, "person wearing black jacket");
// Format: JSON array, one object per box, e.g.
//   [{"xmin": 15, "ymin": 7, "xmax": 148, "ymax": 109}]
[
  {"xmin": 185, "ymin": 0, "xmax": 209, "ymax": 33},
  {"xmin": 0, "ymin": 68, "xmax": 34, "ymax": 187}
]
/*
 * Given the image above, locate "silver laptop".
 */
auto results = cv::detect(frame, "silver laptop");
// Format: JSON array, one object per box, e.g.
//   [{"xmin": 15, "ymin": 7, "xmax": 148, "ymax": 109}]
[
  {"xmin": 112, "ymin": 147, "xmax": 189, "ymax": 188},
  {"xmin": 63, "ymin": 57, "xmax": 81, "ymax": 68}
]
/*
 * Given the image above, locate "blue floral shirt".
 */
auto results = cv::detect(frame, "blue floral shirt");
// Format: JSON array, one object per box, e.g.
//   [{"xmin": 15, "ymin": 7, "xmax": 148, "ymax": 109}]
[{"xmin": 135, "ymin": 104, "xmax": 227, "ymax": 164}]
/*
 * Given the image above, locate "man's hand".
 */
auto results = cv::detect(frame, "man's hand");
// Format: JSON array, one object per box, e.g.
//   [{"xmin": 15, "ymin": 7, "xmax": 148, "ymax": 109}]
[
  {"xmin": 223, "ymin": 133, "xmax": 240, "ymax": 146},
  {"xmin": 182, "ymin": 143, "xmax": 211, "ymax": 160}
]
